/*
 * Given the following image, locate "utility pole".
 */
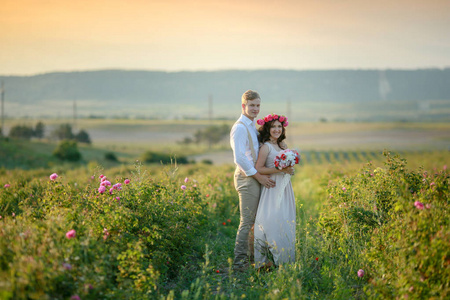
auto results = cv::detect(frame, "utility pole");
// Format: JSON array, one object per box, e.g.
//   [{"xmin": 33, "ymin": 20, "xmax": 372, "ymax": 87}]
[
  {"xmin": 1, "ymin": 81, "xmax": 4, "ymax": 136},
  {"xmin": 73, "ymin": 100, "xmax": 77, "ymax": 132},
  {"xmin": 286, "ymin": 98, "xmax": 291, "ymax": 121},
  {"xmin": 208, "ymin": 94, "xmax": 213, "ymax": 123}
]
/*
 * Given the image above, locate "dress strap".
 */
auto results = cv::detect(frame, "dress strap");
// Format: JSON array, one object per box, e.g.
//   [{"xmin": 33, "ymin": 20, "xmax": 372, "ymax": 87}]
[{"xmin": 236, "ymin": 121, "xmax": 257, "ymax": 164}]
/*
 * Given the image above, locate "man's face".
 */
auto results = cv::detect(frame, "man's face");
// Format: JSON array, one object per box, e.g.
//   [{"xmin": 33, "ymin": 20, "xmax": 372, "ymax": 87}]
[{"xmin": 242, "ymin": 98, "xmax": 261, "ymax": 120}]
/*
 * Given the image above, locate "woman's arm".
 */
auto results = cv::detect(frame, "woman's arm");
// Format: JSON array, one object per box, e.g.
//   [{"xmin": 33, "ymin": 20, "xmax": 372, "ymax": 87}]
[{"xmin": 255, "ymin": 144, "xmax": 281, "ymax": 175}]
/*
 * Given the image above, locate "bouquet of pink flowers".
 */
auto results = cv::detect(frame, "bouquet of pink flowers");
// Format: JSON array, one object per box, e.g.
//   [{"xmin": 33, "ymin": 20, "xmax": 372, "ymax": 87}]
[{"xmin": 274, "ymin": 149, "xmax": 300, "ymax": 170}]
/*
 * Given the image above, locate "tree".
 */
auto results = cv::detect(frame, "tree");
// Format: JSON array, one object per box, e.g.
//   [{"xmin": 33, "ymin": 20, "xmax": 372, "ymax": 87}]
[
  {"xmin": 9, "ymin": 125, "xmax": 34, "ymax": 140},
  {"xmin": 193, "ymin": 124, "xmax": 230, "ymax": 148},
  {"xmin": 75, "ymin": 129, "xmax": 91, "ymax": 144},
  {"xmin": 53, "ymin": 140, "xmax": 81, "ymax": 161},
  {"xmin": 52, "ymin": 124, "xmax": 74, "ymax": 140},
  {"xmin": 33, "ymin": 121, "xmax": 45, "ymax": 139}
]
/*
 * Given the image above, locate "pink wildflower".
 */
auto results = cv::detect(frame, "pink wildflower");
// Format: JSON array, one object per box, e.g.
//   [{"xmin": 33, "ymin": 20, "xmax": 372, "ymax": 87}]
[
  {"xmin": 0, "ymin": 215, "xmax": 2, "ymax": 219},
  {"xmin": 425, "ymin": 203, "xmax": 432, "ymax": 209},
  {"xmin": 91, "ymin": 175, "xmax": 95, "ymax": 180},
  {"xmin": 99, "ymin": 174, "xmax": 104, "ymax": 179},
  {"xmin": 181, "ymin": 185, "xmax": 187, "ymax": 190},
  {"xmin": 113, "ymin": 183, "xmax": 122, "ymax": 190},
  {"xmin": 101, "ymin": 176, "xmax": 107, "ymax": 182},
  {"xmin": 66, "ymin": 229, "xmax": 76, "ymax": 239},
  {"xmin": 49, "ymin": 173, "xmax": 58, "ymax": 180},
  {"xmin": 70, "ymin": 295, "xmax": 81, "ymax": 300},
  {"xmin": 101, "ymin": 180, "xmax": 111, "ymax": 187},
  {"xmin": 4, "ymin": 184, "xmax": 10, "ymax": 188},
  {"xmin": 444, "ymin": 165, "xmax": 447, "ymax": 170},
  {"xmin": 414, "ymin": 201, "xmax": 424, "ymax": 210},
  {"xmin": 63, "ymin": 263, "xmax": 72, "ymax": 270},
  {"xmin": 103, "ymin": 228, "xmax": 110, "ymax": 240},
  {"xmin": 98, "ymin": 186, "xmax": 106, "ymax": 194},
  {"xmin": 116, "ymin": 197, "xmax": 120, "ymax": 201},
  {"xmin": 184, "ymin": 177, "xmax": 189, "ymax": 183},
  {"xmin": 430, "ymin": 182, "xmax": 435, "ymax": 187},
  {"xmin": 109, "ymin": 188, "xmax": 114, "ymax": 194},
  {"xmin": 357, "ymin": 269, "xmax": 365, "ymax": 277},
  {"xmin": 124, "ymin": 179, "xmax": 130, "ymax": 184},
  {"xmin": 12, "ymin": 212, "xmax": 15, "ymax": 217},
  {"xmin": 342, "ymin": 187, "xmax": 347, "ymax": 191}
]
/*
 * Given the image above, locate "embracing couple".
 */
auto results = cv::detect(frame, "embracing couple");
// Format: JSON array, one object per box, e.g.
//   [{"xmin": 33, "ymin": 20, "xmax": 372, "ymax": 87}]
[{"xmin": 230, "ymin": 90, "xmax": 297, "ymax": 272}]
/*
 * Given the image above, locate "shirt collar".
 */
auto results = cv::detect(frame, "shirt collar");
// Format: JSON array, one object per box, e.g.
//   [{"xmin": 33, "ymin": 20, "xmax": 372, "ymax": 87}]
[{"xmin": 240, "ymin": 114, "xmax": 256, "ymax": 127}]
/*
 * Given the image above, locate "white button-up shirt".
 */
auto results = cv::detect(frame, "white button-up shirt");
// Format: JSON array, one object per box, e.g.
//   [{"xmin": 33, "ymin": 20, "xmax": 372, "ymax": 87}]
[{"xmin": 230, "ymin": 114, "xmax": 259, "ymax": 176}]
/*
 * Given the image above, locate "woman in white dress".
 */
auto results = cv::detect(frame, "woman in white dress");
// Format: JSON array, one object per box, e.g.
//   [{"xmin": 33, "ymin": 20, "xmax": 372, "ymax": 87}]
[{"xmin": 254, "ymin": 114, "xmax": 296, "ymax": 269}]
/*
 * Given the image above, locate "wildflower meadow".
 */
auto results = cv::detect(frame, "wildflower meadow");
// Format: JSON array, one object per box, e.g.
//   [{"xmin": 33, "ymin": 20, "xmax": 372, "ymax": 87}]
[{"xmin": 0, "ymin": 150, "xmax": 448, "ymax": 299}]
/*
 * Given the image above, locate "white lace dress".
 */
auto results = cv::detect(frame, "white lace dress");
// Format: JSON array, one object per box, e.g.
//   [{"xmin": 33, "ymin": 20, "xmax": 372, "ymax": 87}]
[{"xmin": 254, "ymin": 142, "xmax": 296, "ymax": 268}]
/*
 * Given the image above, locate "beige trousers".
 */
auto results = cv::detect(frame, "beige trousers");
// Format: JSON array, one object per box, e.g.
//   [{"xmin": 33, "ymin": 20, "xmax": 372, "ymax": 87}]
[{"xmin": 233, "ymin": 167, "xmax": 261, "ymax": 268}]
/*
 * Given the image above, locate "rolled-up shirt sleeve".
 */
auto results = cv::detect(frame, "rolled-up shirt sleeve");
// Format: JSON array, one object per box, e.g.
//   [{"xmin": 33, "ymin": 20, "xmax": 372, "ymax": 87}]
[{"xmin": 231, "ymin": 125, "xmax": 257, "ymax": 176}]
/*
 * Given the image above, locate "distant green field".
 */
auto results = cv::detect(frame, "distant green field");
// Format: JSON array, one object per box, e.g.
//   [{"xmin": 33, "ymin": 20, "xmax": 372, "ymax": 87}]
[{"xmin": 4, "ymin": 119, "xmax": 450, "ymax": 152}]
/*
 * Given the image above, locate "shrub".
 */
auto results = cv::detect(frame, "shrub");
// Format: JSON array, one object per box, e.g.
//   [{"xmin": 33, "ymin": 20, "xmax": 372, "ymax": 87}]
[
  {"xmin": 104, "ymin": 152, "xmax": 118, "ymax": 162},
  {"xmin": 141, "ymin": 151, "xmax": 188, "ymax": 165},
  {"xmin": 319, "ymin": 151, "xmax": 450, "ymax": 299},
  {"xmin": 53, "ymin": 140, "xmax": 81, "ymax": 161}
]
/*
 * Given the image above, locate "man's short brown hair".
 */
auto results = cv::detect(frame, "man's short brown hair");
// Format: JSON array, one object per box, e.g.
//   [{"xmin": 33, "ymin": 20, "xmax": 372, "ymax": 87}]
[{"xmin": 241, "ymin": 90, "xmax": 260, "ymax": 104}]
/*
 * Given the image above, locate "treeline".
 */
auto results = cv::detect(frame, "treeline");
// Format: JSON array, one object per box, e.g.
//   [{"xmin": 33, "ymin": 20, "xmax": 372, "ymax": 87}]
[{"xmin": 4, "ymin": 122, "xmax": 91, "ymax": 144}]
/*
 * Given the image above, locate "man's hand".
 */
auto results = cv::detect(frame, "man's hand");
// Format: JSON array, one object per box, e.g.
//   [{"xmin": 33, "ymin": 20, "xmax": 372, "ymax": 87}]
[{"xmin": 253, "ymin": 173, "xmax": 276, "ymax": 189}]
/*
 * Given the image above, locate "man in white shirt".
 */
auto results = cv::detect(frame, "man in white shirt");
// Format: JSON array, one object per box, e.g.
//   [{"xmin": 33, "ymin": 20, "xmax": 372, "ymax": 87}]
[{"xmin": 230, "ymin": 90, "xmax": 276, "ymax": 271}]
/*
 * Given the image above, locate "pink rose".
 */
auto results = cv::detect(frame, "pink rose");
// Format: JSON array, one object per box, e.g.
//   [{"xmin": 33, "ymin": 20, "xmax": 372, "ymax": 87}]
[
  {"xmin": 98, "ymin": 186, "xmax": 106, "ymax": 194},
  {"xmin": 414, "ymin": 201, "xmax": 424, "ymax": 210},
  {"xmin": 283, "ymin": 121, "xmax": 289, "ymax": 127},
  {"xmin": 124, "ymin": 179, "xmax": 130, "ymax": 184},
  {"xmin": 273, "ymin": 114, "xmax": 278, "ymax": 120},
  {"xmin": 256, "ymin": 119, "xmax": 265, "ymax": 126},
  {"xmin": 50, "ymin": 173, "xmax": 58, "ymax": 180},
  {"xmin": 357, "ymin": 269, "xmax": 365, "ymax": 277},
  {"xmin": 66, "ymin": 229, "xmax": 76, "ymax": 239},
  {"xmin": 101, "ymin": 180, "xmax": 111, "ymax": 187},
  {"xmin": 267, "ymin": 114, "xmax": 273, "ymax": 121},
  {"xmin": 264, "ymin": 116, "xmax": 269, "ymax": 122}
]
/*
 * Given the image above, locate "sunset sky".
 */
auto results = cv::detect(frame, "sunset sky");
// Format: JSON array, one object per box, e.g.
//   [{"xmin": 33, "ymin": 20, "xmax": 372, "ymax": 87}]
[{"xmin": 1, "ymin": 0, "xmax": 449, "ymax": 75}]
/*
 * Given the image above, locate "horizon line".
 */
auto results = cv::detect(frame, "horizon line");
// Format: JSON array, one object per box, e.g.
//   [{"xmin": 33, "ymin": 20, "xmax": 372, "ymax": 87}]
[{"xmin": 1, "ymin": 66, "xmax": 450, "ymax": 77}]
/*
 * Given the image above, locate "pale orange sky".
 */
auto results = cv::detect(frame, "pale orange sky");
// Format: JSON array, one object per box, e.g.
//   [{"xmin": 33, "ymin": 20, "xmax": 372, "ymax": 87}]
[{"xmin": 1, "ymin": 0, "xmax": 449, "ymax": 75}]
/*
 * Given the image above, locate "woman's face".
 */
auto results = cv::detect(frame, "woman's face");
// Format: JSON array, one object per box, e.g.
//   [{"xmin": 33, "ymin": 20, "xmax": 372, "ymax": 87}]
[{"xmin": 269, "ymin": 120, "xmax": 283, "ymax": 140}]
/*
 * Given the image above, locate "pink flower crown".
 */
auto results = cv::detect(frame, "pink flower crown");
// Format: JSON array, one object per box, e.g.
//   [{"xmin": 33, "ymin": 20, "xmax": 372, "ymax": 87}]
[{"xmin": 256, "ymin": 113, "xmax": 289, "ymax": 127}]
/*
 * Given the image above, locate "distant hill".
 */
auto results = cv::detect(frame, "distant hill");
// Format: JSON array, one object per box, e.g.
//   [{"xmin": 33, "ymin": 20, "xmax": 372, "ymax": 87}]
[{"xmin": 1, "ymin": 69, "xmax": 450, "ymax": 121}]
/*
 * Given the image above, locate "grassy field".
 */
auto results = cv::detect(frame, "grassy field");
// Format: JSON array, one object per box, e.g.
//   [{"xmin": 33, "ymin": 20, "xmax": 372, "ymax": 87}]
[
  {"xmin": 0, "ymin": 119, "xmax": 449, "ymax": 299},
  {"xmin": 0, "ymin": 150, "xmax": 448, "ymax": 299}
]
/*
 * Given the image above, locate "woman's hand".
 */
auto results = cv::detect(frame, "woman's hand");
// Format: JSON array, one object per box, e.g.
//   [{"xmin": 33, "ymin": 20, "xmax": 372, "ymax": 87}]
[{"xmin": 280, "ymin": 166, "xmax": 294, "ymax": 175}]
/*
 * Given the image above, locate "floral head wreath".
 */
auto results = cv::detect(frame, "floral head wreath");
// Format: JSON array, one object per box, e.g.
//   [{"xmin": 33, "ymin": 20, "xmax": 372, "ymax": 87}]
[{"xmin": 256, "ymin": 113, "xmax": 289, "ymax": 127}]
